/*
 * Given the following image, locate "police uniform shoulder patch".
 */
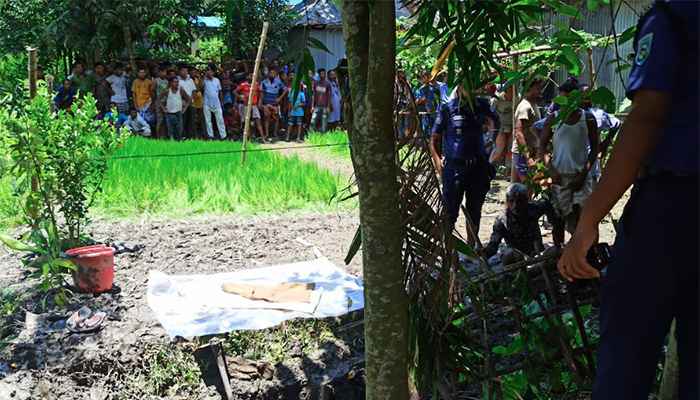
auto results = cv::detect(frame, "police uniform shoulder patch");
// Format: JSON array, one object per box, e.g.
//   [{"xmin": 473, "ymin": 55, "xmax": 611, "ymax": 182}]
[{"xmin": 635, "ymin": 32, "xmax": 653, "ymax": 65}]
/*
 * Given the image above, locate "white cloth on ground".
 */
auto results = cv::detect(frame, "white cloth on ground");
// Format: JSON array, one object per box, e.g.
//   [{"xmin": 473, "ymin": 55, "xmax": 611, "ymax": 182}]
[{"xmin": 147, "ymin": 257, "xmax": 365, "ymax": 338}]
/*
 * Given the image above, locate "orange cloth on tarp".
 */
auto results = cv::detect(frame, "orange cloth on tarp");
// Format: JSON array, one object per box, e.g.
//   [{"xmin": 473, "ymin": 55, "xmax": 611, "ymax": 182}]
[{"xmin": 221, "ymin": 282, "xmax": 315, "ymax": 303}]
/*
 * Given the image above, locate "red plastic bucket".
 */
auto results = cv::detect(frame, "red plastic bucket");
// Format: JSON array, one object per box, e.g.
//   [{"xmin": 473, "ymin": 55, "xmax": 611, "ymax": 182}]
[{"xmin": 66, "ymin": 245, "xmax": 116, "ymax": 294}]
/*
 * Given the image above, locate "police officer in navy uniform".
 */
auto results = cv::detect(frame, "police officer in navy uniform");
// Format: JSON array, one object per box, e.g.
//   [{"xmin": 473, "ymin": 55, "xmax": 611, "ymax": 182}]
[
  {"xmin": 430, "ymin": 85, "xmax": 500, "ymax": 248},
  {"xmin": 557, "ymin": 1, "xmax": 699, "ymax": 399}
]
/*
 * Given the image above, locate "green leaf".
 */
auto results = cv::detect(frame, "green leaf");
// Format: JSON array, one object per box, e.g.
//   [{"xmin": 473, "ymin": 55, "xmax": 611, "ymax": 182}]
[
  {"xmin": 344, "ymin": 226, "xmax": 362, "ymax": 265},
  {"xmin": 619, "ymin": 25, "xmax": 636, "ymax": 45},
  {"xmin": 560, "ymin": 47, "xmax": 581, "ymax": 75},
  {"xmin": 590, "ymin": 86, "xmax": 617, "ymax": 113},
  {"xmin": 449, "ymin": 234, "xmax": 478, "ymax": 259},
  {"xmin": 306, "ymin": 37, "xmax": 332, "ymax": 54},
  {"xmin": 557, "ymin": 4, "xmax": 583, "ymax": 19},
  {"xmin": 578, "ymin": 304, "xmax": 592, "ymax": 318},
  {"xmin": 0, "ymin": 234, "xmax": 38, "ymax": 252},
  {"xmin": 552, "ymin": 96, "xmax": 568, "ymax": 105},
  {"xmin": 54, "ymin": 259, "xmax": 77, "ymax": 271},
  {"xmin": 587, "ymin": 0, "xmax": 599, "ymax": 13}
]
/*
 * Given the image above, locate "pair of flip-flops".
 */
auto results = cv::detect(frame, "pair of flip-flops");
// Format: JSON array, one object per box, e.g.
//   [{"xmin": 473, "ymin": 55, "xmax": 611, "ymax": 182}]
[{"xmin": 66, "ymin": 306, "xmax": 106, "ymax": 333}]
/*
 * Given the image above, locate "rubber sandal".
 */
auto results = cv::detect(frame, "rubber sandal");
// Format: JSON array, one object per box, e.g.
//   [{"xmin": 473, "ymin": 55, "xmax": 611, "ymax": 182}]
[
  {"xmin": 67, "ymin": 309, "xmax": 106, "ymax": 334},
  {"xmin": 66, "ymin": 306, "xmax": 91, "ymax": 329}
]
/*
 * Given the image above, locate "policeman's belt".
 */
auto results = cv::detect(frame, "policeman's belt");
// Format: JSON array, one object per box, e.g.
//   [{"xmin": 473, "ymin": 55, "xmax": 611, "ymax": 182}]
[{"xmin": 445, "ymin": 157, "xmax": 480, "ymax": 166}]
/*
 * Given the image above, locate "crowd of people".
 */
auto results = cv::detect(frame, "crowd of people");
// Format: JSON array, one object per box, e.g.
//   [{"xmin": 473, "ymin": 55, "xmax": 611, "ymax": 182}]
[
  {"xmin": 412, "ymin": 69, "xmax": 621, "ymax": 263},
  {"xmin": 48, "ymin": 57, "xmax": 345, "ymax": 143}
]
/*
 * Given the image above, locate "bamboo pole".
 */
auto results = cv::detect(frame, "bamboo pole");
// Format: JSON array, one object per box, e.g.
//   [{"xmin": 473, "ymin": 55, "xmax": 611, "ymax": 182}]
[
  {"xmin": 28, "ymin": 48, "xmax": 38, "ymax": 228},
  {"xmin": 241, "ymin": 22, "xmax": 269, "ymax": 165},
  {"xmin": 587, "ymin": 48, "xmax": 597, "ymax": 89}
]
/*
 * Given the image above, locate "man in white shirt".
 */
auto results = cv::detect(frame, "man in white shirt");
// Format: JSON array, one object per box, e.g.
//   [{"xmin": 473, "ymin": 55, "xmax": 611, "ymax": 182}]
[
  {"xmin": 198, "ymin": 66, "xmax": 226, "ymax": 140},
  {"xmin": 105, "ymin": 63, "xmax": 129, "ymax": 114},
  {"xmin": 178, "ymin": 65, "xmax": 198, "ymax": 139},
  {"xmin": 126, "ymin": 108, "xmax": 152, "ymax": 137}
]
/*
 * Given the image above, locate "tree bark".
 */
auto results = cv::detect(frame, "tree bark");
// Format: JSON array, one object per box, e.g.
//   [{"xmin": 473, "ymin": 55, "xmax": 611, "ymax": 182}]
[
  {"xmin": 339, "ymin": 1, "xmax": 408, "ymax": 399},
  {"xmin": 659, "ymin": 320, "xmax": 679, "ymax": 400},
  {"xmin": 123, "ymin": 25, "xmax": 137, "ymax": 74}
]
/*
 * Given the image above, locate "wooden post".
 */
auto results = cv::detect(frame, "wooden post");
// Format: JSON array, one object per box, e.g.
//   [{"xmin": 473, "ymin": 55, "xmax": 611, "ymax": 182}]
[
  {"xmin": 28, "ymin": 48, "xmax": 38, "ymax": 98},
  {"xmin": 241, "ymin": 22, "xmax": 269, "ymax": 165},
  {"xmin": 510, "ymin": 55, "xmax": 519, "ymax": 183},
  {"xmin": 587, "ymin": 49, "xmax": 597, "ymax": 89},
  {"xmin": 28, "ymin": 48, "xmax": 39, "ymax": 227}
]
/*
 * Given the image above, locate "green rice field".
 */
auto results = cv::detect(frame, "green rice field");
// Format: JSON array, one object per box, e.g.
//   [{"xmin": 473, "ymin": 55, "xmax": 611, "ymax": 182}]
[
  {"xmin": 306, "ymin": 130, "xmax": 352, "ymax": 159},
  {"xmin": 97, "ymin": 137, "xmax": 346, "ymax": 217}
]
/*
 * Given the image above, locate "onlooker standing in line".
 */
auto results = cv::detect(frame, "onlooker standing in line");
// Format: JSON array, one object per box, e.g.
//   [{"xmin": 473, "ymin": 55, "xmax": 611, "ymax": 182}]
[
  {"xmin": 511, "ymin": 78, "xmax": 544, "ymax": 187},
  {"xmin": 92, "ymin": 62, "xmax": 111, "ymax": 114},
  {"xmin": 220, "ymin": 69, "xmax": 233, "ymax": 105},
  {"xmin": 125, "ymin": 108, "xmax": 152, "ymax": 137},
  {"xmin": 260, "ymin": 68, "xmax": 285, "ymax": 141},
  {"xmin": 178, "ymin": 65, "xmax": 197, "ymax": 139},
  {"xmin": 234, "ymin": 71, "xmax": 265, "ymax": 142},
  {"xmin": 310, "ymin": 68, "xmax": 333, "ymax": 134},
  {"xmin": 287, "ymin": 86, "xmax": 306, "ymax": 142},
  {"xmin": 327, "ymin": 69, "xmax": 342, "ymax": 130},
  {"xmin": 189, "ymin": 66, "xmax": 206, "ymax": 139},
  {"xmin": 490, "ymin": 84, "xmax": 519, "ymax": 180},
  {"xmin": 70, "ymin": 62, "xmax": 96, "ymax": 99},
  {"xmin": 132, "ymin": 67, "xmax": 155, "ymax": 126},
  {"xmin": 200, "ymin": 66, "xmax": 227, "ymax": 140},
  {"xmin": 150, "ymin": 66, "xmax": 169, "ymax": 139},
  {"xmin": 105, "ymin": 63, "xmax": 129, "ymax": 115},
  {"xmin": 157, "ymin": 76, "xmax": 191, "ymax": 141}
]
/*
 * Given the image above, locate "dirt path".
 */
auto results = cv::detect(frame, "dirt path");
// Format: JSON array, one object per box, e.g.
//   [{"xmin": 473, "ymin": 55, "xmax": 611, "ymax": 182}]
[{"xmin": 260, "ymin": 141, "xmax": 355, "ymax": 179}]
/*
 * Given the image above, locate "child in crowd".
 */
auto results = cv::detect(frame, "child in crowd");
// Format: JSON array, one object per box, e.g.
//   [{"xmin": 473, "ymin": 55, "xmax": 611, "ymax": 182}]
[
  {"xmin": 125, "ymin": 108, "xmax": 152, "ymax": 137},
  {"xmin": 104, "ymin": 102, "xmax": 128, "ymax": 128},
  {"xmin": 224, "ymin": 103, "xmax": 241, "ymax": 138},
  {"xmin": 220, "ymin": 69, "xmax": 233, "ymax": 105},
  {"xmin": 287, "ymin": 87, "xmax": 306, "ymax": 142}
]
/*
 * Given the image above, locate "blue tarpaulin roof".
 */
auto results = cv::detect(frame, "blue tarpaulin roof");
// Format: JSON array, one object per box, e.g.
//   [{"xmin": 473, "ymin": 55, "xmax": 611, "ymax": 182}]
[{"xmin": 193, "ymin": 16, "xmax": 224, "ymax": 28}]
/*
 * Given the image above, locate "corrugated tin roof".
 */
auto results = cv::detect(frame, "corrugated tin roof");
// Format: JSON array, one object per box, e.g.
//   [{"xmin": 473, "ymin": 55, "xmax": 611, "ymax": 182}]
[{"xmin": 293, "ymin": 0, "xmax": 411, "ymax": 27}]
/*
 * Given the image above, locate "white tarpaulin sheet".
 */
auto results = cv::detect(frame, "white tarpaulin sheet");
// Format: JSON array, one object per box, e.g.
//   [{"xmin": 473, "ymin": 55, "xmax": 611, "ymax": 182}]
[{"xmin": 147, "ymin": 257, "xmax": 364, "ymax": 338}]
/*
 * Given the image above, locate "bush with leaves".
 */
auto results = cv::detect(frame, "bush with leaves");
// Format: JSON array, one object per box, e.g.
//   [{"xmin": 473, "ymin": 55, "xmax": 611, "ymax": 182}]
[{"xmin": 0, "ymin": 85, "xmax": 127, "ymax": 305}]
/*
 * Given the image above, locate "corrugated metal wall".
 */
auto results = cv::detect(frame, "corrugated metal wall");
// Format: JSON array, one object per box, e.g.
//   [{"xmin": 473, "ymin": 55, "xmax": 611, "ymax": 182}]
[
  {"xmin": 307, "ymin": 28, "xmax": 346, "ymax": 71},
  {"xmin": 271, "ymin": 27, "xmax": 346, "ymax": 72},
  {"xmin": 545, "ymin": 0, "xmax": 647, "ymax": 107}
]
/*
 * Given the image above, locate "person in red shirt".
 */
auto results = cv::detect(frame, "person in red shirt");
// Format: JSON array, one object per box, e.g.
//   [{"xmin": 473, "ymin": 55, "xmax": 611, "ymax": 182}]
[{"xmin": 233, "ymin": 72, "xmax": 265, "ymax": 142}]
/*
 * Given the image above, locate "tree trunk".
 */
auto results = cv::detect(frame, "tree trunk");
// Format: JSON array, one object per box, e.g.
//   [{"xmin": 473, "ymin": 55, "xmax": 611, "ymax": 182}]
[
  {"xmin": 123, "ymin": 25, "xmax": 137, "ymax": 74},
  {"xmin": 338, "ymin": 1, "xmax": 408, "ymax": 399},
  {"xmin": 659, "ymin": 320, "xmax": 679, "ymax": 400}
]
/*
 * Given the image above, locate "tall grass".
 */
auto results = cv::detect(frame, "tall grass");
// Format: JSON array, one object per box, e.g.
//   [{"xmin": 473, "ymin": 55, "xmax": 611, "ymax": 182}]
[
  {"xmin": 306, "ymin": 130, "xmax": 352, "ymax": 159},
  {"xmin": 97, "ymin": 137, "xmax": 345, "ymax": 217}
]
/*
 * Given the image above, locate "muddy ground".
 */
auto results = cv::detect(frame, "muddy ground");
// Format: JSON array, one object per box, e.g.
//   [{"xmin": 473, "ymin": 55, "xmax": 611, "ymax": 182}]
[{"xmin": 0, "ymin": 145, "xmax": 626, "ymax": 399}]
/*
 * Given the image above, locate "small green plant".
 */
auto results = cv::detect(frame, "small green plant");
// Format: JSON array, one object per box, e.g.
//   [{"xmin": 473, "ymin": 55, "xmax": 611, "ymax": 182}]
[
  {"xmin": 0, "ymin": 220, "xmax": 75, "ymax": 308},
  {"xmin": 0, "ymin": 83, "xmax": 127, "ymax": 307}
]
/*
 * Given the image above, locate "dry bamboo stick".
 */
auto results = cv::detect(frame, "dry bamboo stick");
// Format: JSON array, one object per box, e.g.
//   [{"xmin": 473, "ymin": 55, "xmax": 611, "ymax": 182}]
[{"xmin": 241, "ymin": 22, "xmax": 269, "ymax": 165}]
